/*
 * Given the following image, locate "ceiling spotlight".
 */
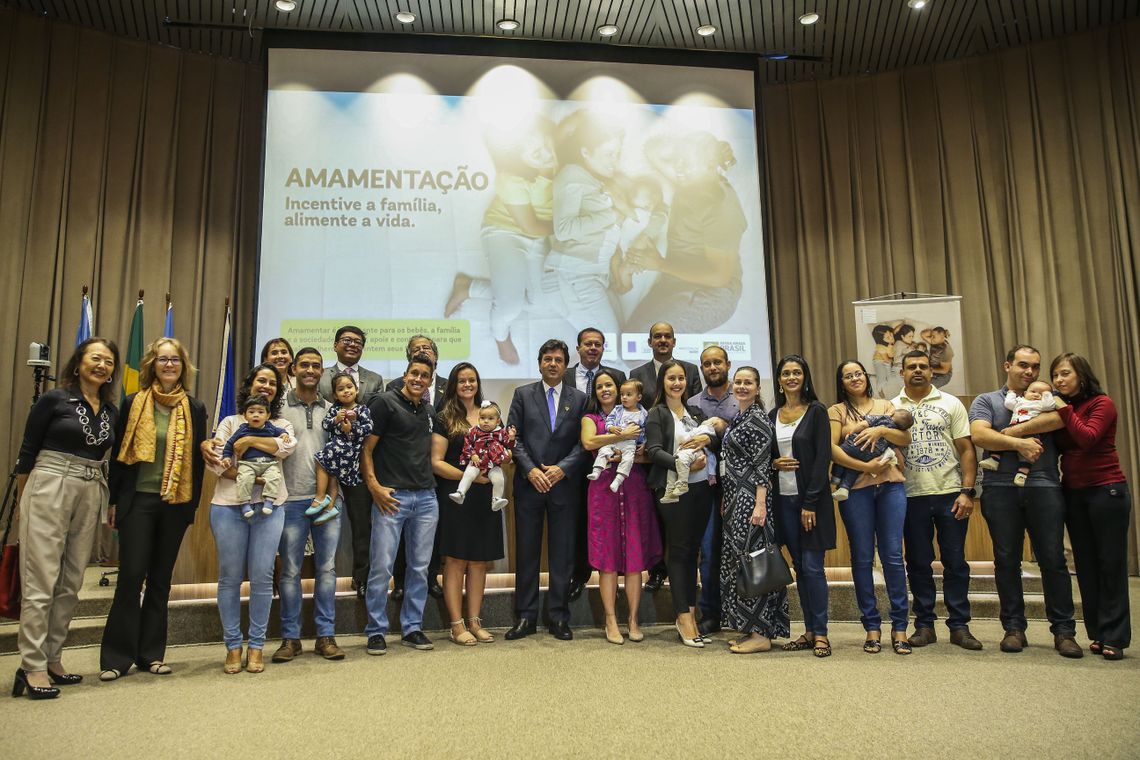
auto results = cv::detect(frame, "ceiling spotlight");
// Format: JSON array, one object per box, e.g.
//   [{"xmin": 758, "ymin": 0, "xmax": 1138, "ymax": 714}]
[
  {"xmin": 907, "ymin": 0, "xmax": 928, "ymax": 8},
  {"xmin": 497, "ymin": 18, "xmax": 520, "ymax": 31},
  {"xmin": 395, "ymin": 11, "xmax": 415, "ymax": 23},
  {"xmin": 696, "ymin": 24, "xmax": 717, "ymax": 36},
  {"xmin": 274, "ymin": 0, "xmax": 296, "ymax": 11},
  {"xmin": 799, "ymin": 12, "xmax": 820, "ymax": 25},
  {"xmin": 598, "ymin": 24, "xmax": 619, "ymax": 37}
]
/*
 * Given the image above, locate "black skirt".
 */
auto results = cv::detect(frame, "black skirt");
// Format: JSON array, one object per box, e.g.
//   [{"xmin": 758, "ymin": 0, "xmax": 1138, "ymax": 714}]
[{"xmin": 436, "ymin": 432, "xmax": 504, "ymax": 562}]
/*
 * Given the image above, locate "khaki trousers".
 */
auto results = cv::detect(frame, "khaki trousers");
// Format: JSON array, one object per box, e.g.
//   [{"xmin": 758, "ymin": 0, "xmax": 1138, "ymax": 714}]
[{"xmin": 18, "ymin": 451, "xmax": 107, "ymax": 672}]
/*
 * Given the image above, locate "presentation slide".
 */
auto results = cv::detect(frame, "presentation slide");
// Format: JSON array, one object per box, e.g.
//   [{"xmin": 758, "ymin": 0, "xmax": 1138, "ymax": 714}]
[{"xmin": 257, "ymin": 48, "xmax": 772, "ymax": 391}]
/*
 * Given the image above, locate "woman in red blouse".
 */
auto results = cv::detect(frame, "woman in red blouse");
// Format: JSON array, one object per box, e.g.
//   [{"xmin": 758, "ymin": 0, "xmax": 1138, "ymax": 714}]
[{"xmin": 1050, "ymin": 353, "xmax": 1131, "ymax": 660}]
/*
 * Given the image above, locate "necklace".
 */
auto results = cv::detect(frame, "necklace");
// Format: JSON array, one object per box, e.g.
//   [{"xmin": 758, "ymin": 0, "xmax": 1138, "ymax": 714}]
[{"xmin": 75, "ymin": 400, "xmax": 111, "ymax": 446}]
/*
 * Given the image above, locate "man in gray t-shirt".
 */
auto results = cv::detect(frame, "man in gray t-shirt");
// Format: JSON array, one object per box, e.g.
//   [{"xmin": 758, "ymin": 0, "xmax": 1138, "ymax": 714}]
[{"xmin": 968, "ymin": 344, "xmax": 1079, "ymax": 658}]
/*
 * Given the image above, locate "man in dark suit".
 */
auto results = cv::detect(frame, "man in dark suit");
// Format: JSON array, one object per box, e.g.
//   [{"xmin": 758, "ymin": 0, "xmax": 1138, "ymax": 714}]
[
  {"xmin": 629, "ymin": 322, "xmax": 702, "ymax": 403},
  {"xmin": 318, "ymin": 325, "xmax": 384, "ymax": 598},
  {"xmin": 505, "ymin": 339, "xmax": 589, "ymax": 640},
  {"xmin": 388, "ymin": 334, "xmax": 447, "ymax": 601},
  {"xmin": 630, "ymin": 321, "xmax": 702, "ymax": 593},
  {"xmin": 566, "ymin": 327, "xmax": 626, "ymax": 601}
]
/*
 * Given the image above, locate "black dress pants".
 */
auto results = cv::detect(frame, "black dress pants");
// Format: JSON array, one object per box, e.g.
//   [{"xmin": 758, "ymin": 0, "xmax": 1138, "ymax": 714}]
[
  {"xmin": 1065, "ymin": 482, "xmax": 1132, "ymax": 648},
  {"xmin": 342, "ymin": 482, "xmax": 373, "ymax": 586},
  {"xmin": 656, "ymin": 481, "xmax": 713, "ymax": 615},
  {"xmin": 513, "ymin": 483, "xmax": 578, "ymax": 624},
  {"xmin": 100, "ymin": 493, "xmax": 190, "ymax": 671}
]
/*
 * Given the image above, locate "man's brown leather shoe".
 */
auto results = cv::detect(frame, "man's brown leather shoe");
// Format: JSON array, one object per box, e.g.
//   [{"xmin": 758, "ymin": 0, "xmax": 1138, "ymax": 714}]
[
  {"xmin": 949, "ymin": 627, "xmax": 984, "ymax": 650},
  {"xmin": 1000, "ymin": 629, "xmax": 1028, "ymax": 652},
  {"xmin": 908, "ymin": 627, "xmax": 938, "ymax": 647},
  {"xmin": 315, "ymin": 636, "xmax": 346, "ymax": 660},
  {"xmin": 1054, "ymin": 634, "xmax": 1084, "ymax": 659},
  {"xmin": 271, "ymin": 639, "xmax": 302, "ymax": 663}
]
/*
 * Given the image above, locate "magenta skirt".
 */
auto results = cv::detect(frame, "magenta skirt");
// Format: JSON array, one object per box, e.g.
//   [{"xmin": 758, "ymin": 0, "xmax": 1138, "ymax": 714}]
[{"xmin": 587, "ymin": 463, "xmax": 663, "ymax": 574}]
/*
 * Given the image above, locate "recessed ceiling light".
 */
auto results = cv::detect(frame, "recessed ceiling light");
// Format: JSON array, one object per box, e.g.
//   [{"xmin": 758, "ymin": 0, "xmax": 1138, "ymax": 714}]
[
  {"xmin": 497, "ymin": 18, "xmax": 520, "ymax": 31},
  {"xmin": 696, "ymin": 24, "xmax": 716, "ymax": 36},
  {"xmin": 598, "ymin": 24, "xmax": 619, "ymax": 37},
  {"xmin": 907, "ymin": 0, "xmax": 928, "ymax": 8},
  {"xmin": 395, "ymin": 11, "xmax": 415, "ymax": 23},
  {"xmin": 799, "ymin": 12, "xmax": 820, "ymax": 25},
  {"xmin": 274, "ymin": 0, "xmax": 296, "ymax": 11}
]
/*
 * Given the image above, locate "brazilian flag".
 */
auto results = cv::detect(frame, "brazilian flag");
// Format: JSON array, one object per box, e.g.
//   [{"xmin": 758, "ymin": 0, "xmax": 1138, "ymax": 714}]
[{"xmin": 121, "ymin": 297, "xmax": 145, "ymax": 402}]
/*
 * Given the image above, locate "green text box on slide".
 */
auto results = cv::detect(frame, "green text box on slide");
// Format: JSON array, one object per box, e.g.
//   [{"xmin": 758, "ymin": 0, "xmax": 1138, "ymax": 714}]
[{"xmin": 279, "ymin": 319, "xmax": 470, "ymax": 360}]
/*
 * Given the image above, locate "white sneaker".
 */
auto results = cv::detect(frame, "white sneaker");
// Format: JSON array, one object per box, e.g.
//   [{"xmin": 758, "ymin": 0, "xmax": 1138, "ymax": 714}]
[
  {"xmin": 832, "ymin": 487, "xmax": 849, "ymax": 502},
  {"xmin": 979, "ymin": 457, "xmax": 1000, "ymax": 472},
  {"xmin": 491, "ymin": 497, "xmax": 508, "ymax": 511},
  {"xmin": 449, "ymin": 491, "xmax": 465, "ymax": 505},
  {"xmin": 586, "ymin": 468, "xmax": 602, "ymax": 481}
]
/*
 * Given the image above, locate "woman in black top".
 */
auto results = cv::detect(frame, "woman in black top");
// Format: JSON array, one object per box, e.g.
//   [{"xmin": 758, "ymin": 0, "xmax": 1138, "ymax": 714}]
[
  {"xmin": 770, "ymin": 355, "xmax": 835, "ymax": 657},
  {"xmin": 13, "ymin": 338, "xmax": 120, "ymax": 699},
  {"xmin": 99, "ymin": 338, "xmax": 208, "ymax": 680},
  {"xmin": 644, "ymin": 360, "xmax": 719, "ymax": 647}
]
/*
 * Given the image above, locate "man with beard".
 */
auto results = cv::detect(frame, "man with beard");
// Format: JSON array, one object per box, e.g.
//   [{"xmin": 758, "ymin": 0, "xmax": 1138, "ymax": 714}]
[{"xmin": 685, "ymin": 345, "xmax": 739, "ymax": 634}]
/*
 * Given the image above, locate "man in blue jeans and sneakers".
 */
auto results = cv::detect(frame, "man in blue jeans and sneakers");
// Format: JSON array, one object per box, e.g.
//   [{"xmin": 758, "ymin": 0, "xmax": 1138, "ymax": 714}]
[
  {"xmin": 686, "ymin": 345, "xmax": 738, "ymax": 635},
  {"xmin": 891, "ymin": 350, "xmax": 982, "ymax": 650},
  {"xmin": 272, "ymin": 347, "xmax": 346, "ymax": 662},
  {"xmin": 968, "ymin": 344, "xmax": 1081, "ymax": 658},
  {"xmin": 360, "ymin": 353, "xmax": 440, "ymax": 654}
]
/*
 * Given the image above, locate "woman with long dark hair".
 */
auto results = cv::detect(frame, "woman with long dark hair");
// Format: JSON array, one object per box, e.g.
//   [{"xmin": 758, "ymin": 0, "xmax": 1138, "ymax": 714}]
[
  {"xmin": 431, "ymin": 362, "xmax": 505, "ymax": 645},
  {"xmin": 13, "ymin": 338, "xmax": 120, "ymax": 699},
  {"xmin": 828, "ymin": 359, "xmax": 913, "ymax": 654},
  {"xmin": 259, "ymin": 337, "xmax": 295, "ymax": 388},
  {"xmin": 770, "ymin": 355, "xmax": 834, "ymax": 657},
  {"xmin": 100, "ymin": 338, "xmax": 208, "ymax": 680}
]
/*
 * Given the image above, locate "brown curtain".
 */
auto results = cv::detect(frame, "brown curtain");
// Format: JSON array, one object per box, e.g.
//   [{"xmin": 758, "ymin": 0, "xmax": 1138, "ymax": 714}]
[
  {"xmin": 762, "ymin": 20, "xmax": 1140, "ymax": 572},
  {"xmin": 0, "ymin": 9, "xmax": 262, "ymax": 476}
]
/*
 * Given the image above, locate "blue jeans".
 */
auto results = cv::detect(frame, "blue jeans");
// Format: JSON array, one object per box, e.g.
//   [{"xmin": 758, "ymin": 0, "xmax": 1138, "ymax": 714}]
[
  {"xmin": 364, "ymin": 489, "xmax": 439, "ymax": 637},
  {"xmin": 697, "ymin": 489, "xmax": 723, "ymax": 620},
  {"xmin": 904, "ymin": 493, "xmax": 970, "ymax": 630},
  {"xmin": 210, "ymin": 504, "xmax": 285, "ymax": 650},
  {"xmin": 279, "ymin": 498, "xmax": 342, "ymax": 640},
  {"xmin": 839, "ymin": 482, "xmax": 908, "ymax": 631},
  {"xmin": 775, "ymin": 494, "xmax": 828, "ymax": 636}
]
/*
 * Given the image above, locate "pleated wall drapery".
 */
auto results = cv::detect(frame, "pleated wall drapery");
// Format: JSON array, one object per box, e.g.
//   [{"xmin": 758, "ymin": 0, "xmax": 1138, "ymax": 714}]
[{"xmin": 762, "ymin": 20, "xmax": 1140, "ymax": 572}]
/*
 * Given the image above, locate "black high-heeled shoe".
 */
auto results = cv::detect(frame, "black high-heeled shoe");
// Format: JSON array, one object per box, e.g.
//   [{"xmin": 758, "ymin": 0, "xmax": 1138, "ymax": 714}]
[
  {"xmin": 12, "ymin": 669, "xmax": 61, "ymax": 700},
  {"xmin": 47, "ymin": 670, "xmax": 83, "ymax": 685}
]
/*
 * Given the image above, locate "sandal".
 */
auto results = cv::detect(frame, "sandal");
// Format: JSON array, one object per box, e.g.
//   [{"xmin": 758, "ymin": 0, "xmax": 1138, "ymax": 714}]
[
  {"xmin": 730, "ymin": 635, "xmax": 771, "ymax": 654},
  {"xmin": 863, "ymin": 636, "xmax": 882, "ymax": 654},
  {"xmin": 449, "ymin": 620, "xmax": 477, "ymax": 646},
  {"xmin": 466, "ymin": 617, "xmax": 494, "ymax": 643},
  {"xmin": 99, "ymin": 669, "xmax": 122, "ymax": 682},
  {"xmin": 813, "ymin": 637, "xmax": 832, "ymax": 658},
  {"xmin": 781, "ymin": 635, "xmax": 813, "ymax": 652},
  {"xmin": 146, "ymin": 661, "xmax": 173, "ymax": 675},
  {"xmin": 1102, "ymin": 644, "xmax": 1124, "ymax": 661},
  {"xmin": 892, "ymin": 637, "xmax": 913, "ymax": 655},
  {"xmin": 1089, "ymin": 640, "xmax": 1103, "ymax": 655}
]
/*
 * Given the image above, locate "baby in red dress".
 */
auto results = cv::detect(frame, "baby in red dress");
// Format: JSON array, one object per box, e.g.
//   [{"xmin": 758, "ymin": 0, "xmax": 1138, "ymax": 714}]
[{"xmin": 449, "ymin": 400, "xmax": 515, "ymax": 511}]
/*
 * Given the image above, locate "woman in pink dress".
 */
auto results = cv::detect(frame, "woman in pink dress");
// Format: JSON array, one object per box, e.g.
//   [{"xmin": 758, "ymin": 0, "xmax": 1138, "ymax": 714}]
[{"xmin": 579, "ymin": 368, "xmax": 663, "ymax": 645}]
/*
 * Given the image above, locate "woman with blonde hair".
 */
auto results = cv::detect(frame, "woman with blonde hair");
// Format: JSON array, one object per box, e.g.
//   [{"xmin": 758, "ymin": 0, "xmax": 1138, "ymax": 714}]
[{"xmin": 99, "ymin": 338, "xmax": 208, "ymax": 680}]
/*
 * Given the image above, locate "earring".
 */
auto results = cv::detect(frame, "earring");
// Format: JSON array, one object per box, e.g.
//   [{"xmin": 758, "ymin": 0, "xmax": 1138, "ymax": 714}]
[
  {"xmin": 106, "ymin": 377, "xmax": 113, "ymax": 384},
  {"xmin": 74, "ymin": 369, "xmax": 79, "ymax": 376}
]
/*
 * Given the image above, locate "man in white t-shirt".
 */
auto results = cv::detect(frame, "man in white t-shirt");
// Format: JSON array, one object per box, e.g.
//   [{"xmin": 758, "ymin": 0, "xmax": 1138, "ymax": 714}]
[{"xmin": 892, "ymin": 350, "xmax": 981, "ymax": 650}]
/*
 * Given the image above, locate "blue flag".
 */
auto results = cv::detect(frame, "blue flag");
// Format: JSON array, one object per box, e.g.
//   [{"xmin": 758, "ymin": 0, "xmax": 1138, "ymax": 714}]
[
  {"xmin": 75, "ymin": 293, "xmax": 93, "ymax": 346},
  {"xmin": 213, "ymin": 303, "xmax": 236, "ymax": 426},
  {"xmin": 163, "ymin": 302, "xmax": 174, "ymax": 338}
]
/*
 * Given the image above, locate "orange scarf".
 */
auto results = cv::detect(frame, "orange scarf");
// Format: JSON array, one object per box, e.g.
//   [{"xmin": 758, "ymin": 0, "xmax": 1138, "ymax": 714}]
[{"xmin": 117, "ymin": 384, "xmax": 194, "ymax": 504}]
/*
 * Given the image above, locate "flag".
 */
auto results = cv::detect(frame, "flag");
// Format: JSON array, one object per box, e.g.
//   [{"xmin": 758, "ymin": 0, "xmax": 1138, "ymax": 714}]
[
  {"xmin": 75, "ymin": 292, "xmax": 93, "ymax": 346},
  {"xmin": 121, "ymin": 297, "xmax": 145, "ymax": 402},
  {"xmin": 163, "ymin": 300, "xmax": 174, "ymax": 338},
  {"xmin": 213, "ymin": 302, "xmax": 236, "ymax": 426}
]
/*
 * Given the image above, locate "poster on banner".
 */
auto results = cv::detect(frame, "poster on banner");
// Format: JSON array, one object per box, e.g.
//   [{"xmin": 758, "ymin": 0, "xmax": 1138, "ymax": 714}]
[{"xmin": 851, "ymin": 295, "xmax": 965, "ymax": 400}]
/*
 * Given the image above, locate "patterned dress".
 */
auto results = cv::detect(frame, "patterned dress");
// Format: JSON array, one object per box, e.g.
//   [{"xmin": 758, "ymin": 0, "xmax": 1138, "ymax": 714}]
[
  {"xmin": 314, "ymin": 402, "xmax": 373, "ymax": 485},
  {"xmin": 719, "ymin": 403, "xmax": 791, "ymax": 638}
]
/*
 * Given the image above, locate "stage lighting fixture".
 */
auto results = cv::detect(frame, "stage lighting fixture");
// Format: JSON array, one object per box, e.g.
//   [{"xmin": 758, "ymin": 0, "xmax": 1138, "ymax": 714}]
[
  {"xmin": 274, "ymin": 0, "xmax": 296, "ymax": 11},
  {"xmin": 799, "ymin": 12, "xmax": 820, "ymax": 25},
  {"xmin": 696, "ymin": 24, "xmax": 716, "ymax": 36},
  {"xmin": 395, "ymin": 11, "xmax": 416, "ymax": 23},
  {"xmin": 598, "ymin": 24, "xmax": 619, "ymax": 37},
  {"xmin": 497, "ymin": 19, "xmax": 520, "ymax": 31},
  {"xmin": 907, "ymin": 0, "xmax": 928, "ymax": 8}
]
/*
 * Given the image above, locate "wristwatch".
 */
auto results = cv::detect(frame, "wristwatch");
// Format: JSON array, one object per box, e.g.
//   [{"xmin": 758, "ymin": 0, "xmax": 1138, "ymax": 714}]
[{"xmin": 960, "ymin": 487, "xmax": 977, "ymax": 498}]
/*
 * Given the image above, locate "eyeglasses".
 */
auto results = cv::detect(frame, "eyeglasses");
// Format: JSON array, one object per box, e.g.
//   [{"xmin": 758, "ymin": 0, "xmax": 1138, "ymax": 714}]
[
  {"xmin": 338, "ymin": 337, "xmax": 364, "ymax": 347},
  {"xmin": 843, "ymin": 371, "xmax": 865, "ymax": 381},
  {"xmin": 155, "ymin": 356, "xmax": 182, "ymax": 366}
]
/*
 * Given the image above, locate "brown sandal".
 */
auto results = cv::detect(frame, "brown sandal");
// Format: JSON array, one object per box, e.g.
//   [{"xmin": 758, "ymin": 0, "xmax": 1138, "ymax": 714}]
[
  {"xmin": 449, "ymin": 620, "xmax": 477, "ymax": 646},
  {"xmin": 466, "ymin": 617, "xmax": 494, "ymax": 643},
  {"xmin": 813, "ymin": 637, "xmax": 832, "ymax": 658},
  {"xmin": 781, "ymin": 635, "xmax": 813, "ymax": 652}
]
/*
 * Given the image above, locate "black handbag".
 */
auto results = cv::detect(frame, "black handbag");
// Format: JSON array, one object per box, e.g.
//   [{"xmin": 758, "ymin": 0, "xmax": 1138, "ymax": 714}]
[{"xmin": 735, "ymin": 525, "xmax": 792, "ymax": 599}]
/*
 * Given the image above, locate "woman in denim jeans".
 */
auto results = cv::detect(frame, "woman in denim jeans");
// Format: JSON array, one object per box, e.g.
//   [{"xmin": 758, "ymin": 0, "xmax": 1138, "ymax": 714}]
[
  {"xmin": 201, "ymin": 364, "xmax": 296, "ymax": 674},
  {"xmin": 828, "ymin": 360, "xmax": 913, "ymax": 654}
]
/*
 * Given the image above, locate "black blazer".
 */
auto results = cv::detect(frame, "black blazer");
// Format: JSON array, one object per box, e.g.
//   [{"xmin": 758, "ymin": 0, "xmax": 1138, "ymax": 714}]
[
  {"xmin": 643, "ymin": 404, "xmax": 720, "ymax": 491},
  {"xmin": 769, "ymin": 401, "xmax": 835, "ymax": 551},
  {"xmin": 386, "ymin": 375, "xmax": 448, "ymax": 411},
  {"xmin": 109, "ymin": 393, "xmax": 209, "ymax": 525},
  {"xmin": 631, "ymin": 360, "xmax": 702, "ymax": 405},
  {"xmin": 507, "ymin": 381, "xmax": 589, "ymax": 494}
]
